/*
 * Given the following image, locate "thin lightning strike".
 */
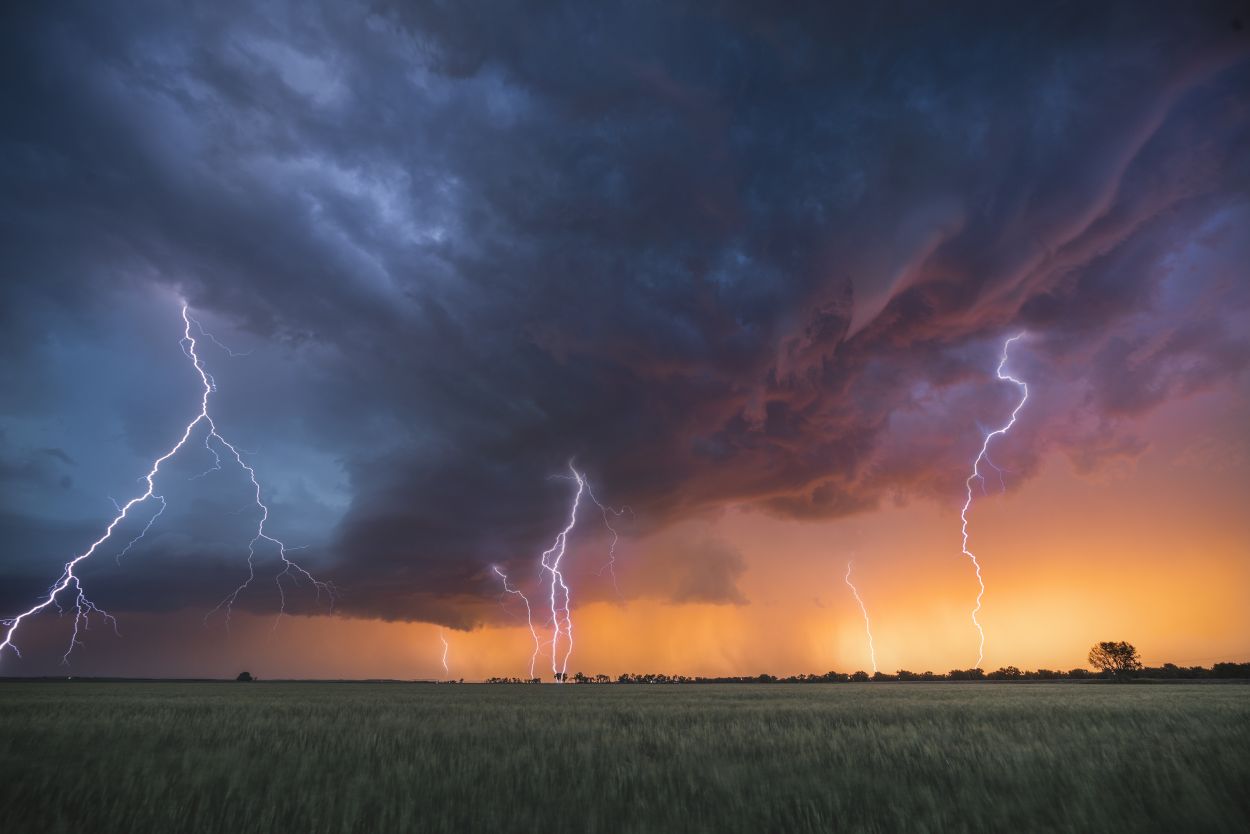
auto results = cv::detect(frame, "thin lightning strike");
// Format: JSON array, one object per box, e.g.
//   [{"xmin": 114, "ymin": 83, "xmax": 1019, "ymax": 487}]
[
  {"xmin": 960, "ymin": 333, "xmax": 1029, "ymax": 668},
  {"xmin": 0, "ymin": 304, "xmax": 331, "ymax": 664},
  {"xmin": 191, "ymin": 317, "xmax": 253, "ymax": 358},
  {"xmin": 492, "ymin": 565, "xmax": 541, "ymax": 679},
  {"xmin": 843, "ymin": 561, "xmax": 877, "ymax": 674},
  {"xmin": 438, "ymin": 629, "xmax": 450, "ymax": 675},
  {"xmin": 203, "ymin": 431, "xmax": 334, "ymax": 630},
  {"xmin": 585, "ymin": 480, "xmax": 630, "ymax": 597},
  {"xmin": 115, "ymin": 497, "xmax": 167, "ymax": 565}
]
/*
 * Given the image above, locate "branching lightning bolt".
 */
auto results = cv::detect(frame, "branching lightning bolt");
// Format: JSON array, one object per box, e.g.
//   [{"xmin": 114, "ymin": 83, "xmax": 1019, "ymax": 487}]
[
  {"xmin": 960, "ymin": 333, "xmax": 1028, "ymax": 668},
  {"xmin": 438, "ymin": 628, "xmax": 449, "ymax": 675},
  {"xmin": 115, "ymin": 497, "xmax": 166, "ymax": 565},
  {"xmin": 843, "ymin": 561, "xmax": 877, "ymax": 675},
  {"xmin": 203, "ymin": 433, "xmax": 334, "ymax": 630},
  {"xmin": 492, "ymin": 462, "xmax": 623, "ymax": 681},
  {"xmin": 542, "ymin": 464, "xmax": 585, "ymax": 681},
  {"xmin": 0, "ymin": 304, "xmax": 331, "ymax": 664}
]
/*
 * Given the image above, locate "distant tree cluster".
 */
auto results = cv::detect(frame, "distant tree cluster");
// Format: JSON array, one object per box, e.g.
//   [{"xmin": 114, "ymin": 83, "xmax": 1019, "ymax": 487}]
[
  {"xmin": 480, "ymin": 641, "xmax": 1250, "ymax": 684},
  {"xmin": 485, "ymin": 663, "xmax": 1250, "ymax": 685}
]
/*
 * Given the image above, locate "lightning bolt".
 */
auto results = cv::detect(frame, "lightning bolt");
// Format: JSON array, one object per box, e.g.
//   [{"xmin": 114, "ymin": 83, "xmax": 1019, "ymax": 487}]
[
  {"xmin": 542, "ymin": 464, "xmax": 585, "ymax": 682},
  {"xmin": 0, "ymin": 304, "xmax": 331, "ymax": 664},
  {"xmin": 585, "ymin": 480, "xmax": 630, "ymax": 597},
  {"xmin": 492, "ymin": 565, "xmax": 541, "ymax": 679},
  {"xmin": 202, "ymin": 433, "xmax": 334, "ymax": 630},
  {"xmin": 843, "ymin": 561, "xmax": 877, "ymax": 675},
  {"xmin": 438, "ymin": 628, "xmax": 450, "ymax": 675},
  {"xmin": 190, "ymin": 316, "xmax": 253, "ymax": 358},
  {"xmin": 114, "ymin": 497, "xmax": 166, "ymax": 565},
  {"xmin": 960, "ymin": 333, "xmax": 1029, "ymax": 668},
  {"xmin": 492, "ymin": 463, "xmax": 623, "ymax": 682}
]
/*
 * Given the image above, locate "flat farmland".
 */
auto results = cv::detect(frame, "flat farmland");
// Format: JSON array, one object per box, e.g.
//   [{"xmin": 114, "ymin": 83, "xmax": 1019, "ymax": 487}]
[{"xmin": 1, "ymin": 682, "xmax": 1246, "ymax": 833}]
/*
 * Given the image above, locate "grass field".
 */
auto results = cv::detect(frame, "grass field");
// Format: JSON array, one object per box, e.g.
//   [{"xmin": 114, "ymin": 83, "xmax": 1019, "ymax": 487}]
[{"xmin": 1, "ymin": 682, "xmax": 1247, "ymax": 833}]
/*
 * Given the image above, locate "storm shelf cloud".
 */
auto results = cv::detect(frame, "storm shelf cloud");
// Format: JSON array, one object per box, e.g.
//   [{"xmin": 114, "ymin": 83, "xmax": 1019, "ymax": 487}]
[{"xmin": 1, "ymin": 0, "xmax": 1248, "ymax": 633}]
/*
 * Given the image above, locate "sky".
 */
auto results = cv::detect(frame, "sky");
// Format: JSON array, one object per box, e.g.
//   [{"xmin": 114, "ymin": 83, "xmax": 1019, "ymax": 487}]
[{"xmin": 1, "ymin": 1, "xmax": 1248, "ymax": 680}]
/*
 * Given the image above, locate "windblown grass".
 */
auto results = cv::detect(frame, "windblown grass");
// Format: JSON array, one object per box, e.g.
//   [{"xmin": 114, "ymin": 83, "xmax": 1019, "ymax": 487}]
[{"xmin": 1, "ymin": 682, "xmax": 1246, "ymax": 833}]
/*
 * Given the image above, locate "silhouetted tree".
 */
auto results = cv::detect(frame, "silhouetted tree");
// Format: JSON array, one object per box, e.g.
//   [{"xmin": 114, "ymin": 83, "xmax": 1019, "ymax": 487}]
[
  {"xmin": 850, "ymin": 671, "xmax": 869, "ymax": 682},
  {"xmin": 235, "ymin": 671, "xmax": 254, "ymax": 682},
  {"xmin": 1088, "ymin": 641, "xmax": 1142, "ymax": 677}
]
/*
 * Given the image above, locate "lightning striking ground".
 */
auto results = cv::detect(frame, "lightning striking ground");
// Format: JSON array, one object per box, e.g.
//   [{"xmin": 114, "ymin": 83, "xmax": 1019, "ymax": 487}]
[
  {"xmin": 542, "ymin": 464, "xmax": 585, "ymax": 681},
  {"xmin": 492, "ymin": 463, "xmax": 623, "ymax": 682},
  {"xmin": 960, "ymin": 333, "xmax": 1029, "ymax": 668},
  {"xmin": 492, "ymin": 565, "xmax": 542, "ymax": 679},
  {"xmin": 843, "ymin": 561, "xmax": 877, "ymax": 674},
  {"xmin": 0, "ymin": 304, "xmax": 331, "ymax": 664},
  {"xmin": 438, "ymin": 629, "xmax": 450, "ymax": 675}
]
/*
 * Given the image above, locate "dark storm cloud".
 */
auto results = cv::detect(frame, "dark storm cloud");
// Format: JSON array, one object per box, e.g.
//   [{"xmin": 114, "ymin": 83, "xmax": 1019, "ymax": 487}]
[{"xmin": 1, "ymin": 1, "xmax": 1248, "ymax": 626}]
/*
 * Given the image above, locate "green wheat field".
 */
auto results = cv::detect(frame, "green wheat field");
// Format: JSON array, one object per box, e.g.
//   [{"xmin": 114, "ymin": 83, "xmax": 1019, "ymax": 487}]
[{"xmin": 1, "ymin": 681, "xmax": 1247, "ymax": 833}]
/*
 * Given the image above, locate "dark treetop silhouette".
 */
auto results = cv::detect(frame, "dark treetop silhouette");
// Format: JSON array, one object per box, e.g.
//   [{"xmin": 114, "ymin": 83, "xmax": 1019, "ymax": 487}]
[{"xmin": 1088, "ymin": 642, "xmax": 1144, "ymax": 677}]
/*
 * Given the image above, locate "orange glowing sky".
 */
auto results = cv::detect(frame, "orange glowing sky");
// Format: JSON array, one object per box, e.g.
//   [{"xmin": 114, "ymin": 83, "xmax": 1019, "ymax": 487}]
[{"xmin": 28, "ymin": 379, "xmax": 1242, "ymax": 681}]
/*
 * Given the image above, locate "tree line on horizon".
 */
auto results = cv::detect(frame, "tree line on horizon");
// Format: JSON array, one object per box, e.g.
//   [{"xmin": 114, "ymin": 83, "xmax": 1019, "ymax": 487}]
[
  {"xmin": 482, "ymin": 663, "xmax": 1250, "ymax": 685},
  {"xmin": 481, "ymin": 643, "xmax": 1250, "ymax": 684}
]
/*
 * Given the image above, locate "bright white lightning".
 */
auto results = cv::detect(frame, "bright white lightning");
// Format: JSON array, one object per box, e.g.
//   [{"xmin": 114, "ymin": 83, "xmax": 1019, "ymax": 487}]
[
  {"xmin": 438, "ymin": 629, "xmax": 450, "ymax": 675},
  {"xmin": 843, "ymin": 561, "xmax": 877, "ymax": 675},
  {"xmin": 960, "ymin": 333, "xmax": 1029, "ymax": 668},
  {"xmin": 492, "ymin": 463, "xmax": 622, "ymax": 682},
  {"xmin": 0, "ymin": 304, "xmax": 331, "ymax": 664},
  {"xmin": 542, "ymin": 464, "xmax": 585, "ymax": 681}
]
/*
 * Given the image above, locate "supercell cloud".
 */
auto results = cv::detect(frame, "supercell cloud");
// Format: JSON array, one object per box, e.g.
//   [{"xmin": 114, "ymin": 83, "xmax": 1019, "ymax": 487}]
[{"xmin": 1, "ymin": 1, "xmax": 1248, "ymax": 631}]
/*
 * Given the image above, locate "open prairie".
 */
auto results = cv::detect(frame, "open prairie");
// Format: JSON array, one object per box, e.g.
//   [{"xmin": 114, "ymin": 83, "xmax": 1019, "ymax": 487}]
[{"xmin": 1, "ymin": 681, "xmax": 1247, "ymax": 833}]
